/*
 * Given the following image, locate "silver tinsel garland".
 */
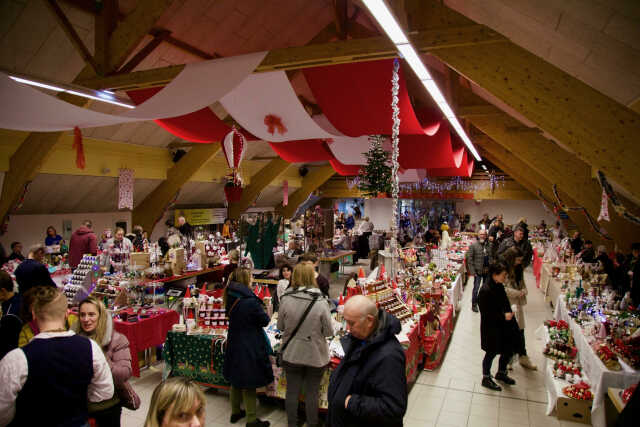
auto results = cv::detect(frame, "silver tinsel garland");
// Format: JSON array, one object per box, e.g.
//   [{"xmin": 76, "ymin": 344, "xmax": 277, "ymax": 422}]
[{"xmin": 390, "ymin": 59, "xmax": 401, "ymax": 277}]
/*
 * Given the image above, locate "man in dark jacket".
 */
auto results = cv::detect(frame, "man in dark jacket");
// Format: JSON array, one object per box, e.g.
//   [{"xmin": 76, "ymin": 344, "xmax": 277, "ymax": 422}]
[
  {"xmin": 69, "ymin": 220, "xmax": 98, "ymax": 269},
  {"xmin": 328, "ymin": 295, "xmax": 407, "ymax": 427},
  {"xmin": 0, "ymin": 271, "xmax": 22, "ymax": 359},
  {"xmin": 14, "ymin": 245, "xmax": 56, "ymax": 295},
  {"xmin": 578, "ymin": 240, "xmax": 596, "ymax": 263},
  {"xmin": 497, "ymin": 226, "xmax": 533, "ymax": 268},
  {"xmin": 465, "ymin": 229, "xmax": 494, "ymax": 312}
]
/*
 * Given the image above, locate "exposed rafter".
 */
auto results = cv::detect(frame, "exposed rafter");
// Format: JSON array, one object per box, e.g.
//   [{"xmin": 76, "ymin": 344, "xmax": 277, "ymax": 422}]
[
  {"xmin": 77, "ymin": 24, "xmax": 506, "ymax": 90},
  {"xmin": 228, "ymin": 158, "xmax": 291, "ymax": 219},
  {"xmin": 276, "ymin": 166, "xmax": 336, "ymax": 218}
]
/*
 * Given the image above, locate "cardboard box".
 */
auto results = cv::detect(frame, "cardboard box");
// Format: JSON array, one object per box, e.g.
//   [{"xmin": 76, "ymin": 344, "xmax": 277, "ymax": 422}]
[
  {"xmin": 130, "ymin": 252, "xmax": 150, "ymax": 269},
  {"xmin": 556, "ymin": 396, "xmax": 592, "ymax": 425},
  {"xmin": 168, "ymin": 247, "xmax": 185, "ymax": 276}
]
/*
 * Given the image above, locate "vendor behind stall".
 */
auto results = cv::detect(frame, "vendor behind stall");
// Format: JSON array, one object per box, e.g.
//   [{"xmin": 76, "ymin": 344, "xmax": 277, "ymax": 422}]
[{"xmin": 44, "ymin": 226, "xmax": 62, "ymax": 247}]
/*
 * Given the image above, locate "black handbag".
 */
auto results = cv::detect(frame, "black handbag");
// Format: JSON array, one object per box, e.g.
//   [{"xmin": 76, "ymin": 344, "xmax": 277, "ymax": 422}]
[{"xmin": 275, "ymin": 294, "xmax": 319, "ymax": 367}]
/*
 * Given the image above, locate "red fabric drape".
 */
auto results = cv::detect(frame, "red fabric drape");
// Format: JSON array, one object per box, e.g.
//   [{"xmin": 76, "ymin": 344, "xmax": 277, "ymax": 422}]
[
  {"xmin": 428, "ymin": 150, "xmax": 475, "ymax": 177},
  {"xmin": 398, "ymin": 122, "xmax": 459, "ymax": 169},
  {"xmin": 330, "ymin": 158, "xmax": 361, "ymax": 176},
  {"xmin": 303, "ymin": 59, "xmax": 440, "ymax": 137},
  {"xmin": 127, "ymin": 87, "xmax": 256, "ymax": 142},
  {"xmin": 268, "ymin": 140, "xmax": 333, "ymax": 163}
]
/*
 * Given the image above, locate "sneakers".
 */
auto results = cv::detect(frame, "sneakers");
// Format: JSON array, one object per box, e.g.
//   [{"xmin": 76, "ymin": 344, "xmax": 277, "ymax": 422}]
[
  {"xmin": 230, "ymin": 410, "xmax": 246, "ymax": 423},
  {"xmin": 481, "ymin": 376, "xmax": 502, "ymax": 391},
  {"xmin": 246, "ymin": 420, "xmax": 270, "ymax": 427},
  {"xmin": 472, "ymin": 304, "xmax": 479, "ymax": 312},
  {"xmin": 519, "ymin": 355, "xmax": 538, "ymax": 370},
  {"xmin": 495, "ymin": 371, "xmax": 516, "ymax": 385}
]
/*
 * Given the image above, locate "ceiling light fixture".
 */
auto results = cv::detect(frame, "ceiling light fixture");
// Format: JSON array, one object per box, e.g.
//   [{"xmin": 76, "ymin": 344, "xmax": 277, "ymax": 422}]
[
  {"xmin": 361, "ymin": 0, "xmax": 482, "ymax": 161},
  {"xmin": 7, "ymin": 73, "xmax": 135, "ymax": 109}
]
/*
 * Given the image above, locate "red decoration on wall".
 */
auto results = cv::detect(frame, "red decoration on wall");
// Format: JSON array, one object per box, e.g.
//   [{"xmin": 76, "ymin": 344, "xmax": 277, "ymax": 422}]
[
  {"xmin": 73, "ymin": 126, "xmax": 86, "ymax": 169},
  {"xmin": 264, "ymin": 114, "xmax": 287, "ymax": 135}
]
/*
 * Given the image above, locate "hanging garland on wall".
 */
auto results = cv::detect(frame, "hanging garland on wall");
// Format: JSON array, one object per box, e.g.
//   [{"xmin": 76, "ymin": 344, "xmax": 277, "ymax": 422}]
[
  {"xmin": 399, "ymin": 174, "xmax": 505, "ymax": 194},
  {"xmin": 597, "ymin": 171, "xmax": 640, "ymax": 226},
  {"xmin": 551, "ymin": 184, "xmax": 613, "ymax": 240},
  {"xmin": 358, "ymin": 135, "xmax": 392, "ymax": 197}
]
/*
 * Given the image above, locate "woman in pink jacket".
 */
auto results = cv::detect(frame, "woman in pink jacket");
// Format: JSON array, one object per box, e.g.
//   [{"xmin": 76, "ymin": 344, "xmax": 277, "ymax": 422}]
[{"xmin": 73, "ymin": 297, "xmax": 138, "ymax": 426}]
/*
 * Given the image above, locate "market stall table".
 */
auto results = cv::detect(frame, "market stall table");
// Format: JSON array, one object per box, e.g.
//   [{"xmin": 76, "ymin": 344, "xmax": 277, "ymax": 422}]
[
  {"xmin": 163, "ymin": 318, "xmax": 424, "ymax": 408},
  {"xmin": 553, "ymin": 296, "xmax": 640, "ymax": 427},
  {"xmin": 318, "ymin": 250, "xmax": 355, "ymax": 278},
  {"xmin": 114, "ymin": 308, "xmax": 180, "ymax": 377},
  {"xmin": 141, "ymin": 265, "xmax": 225, "ymax": 286},
  {"xmin": 423, "ymin": 304, "xmax": 454, "ymax": 370}
]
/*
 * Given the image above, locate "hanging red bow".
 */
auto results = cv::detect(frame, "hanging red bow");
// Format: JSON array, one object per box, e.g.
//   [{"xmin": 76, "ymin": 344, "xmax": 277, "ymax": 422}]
[
  {"xmin": 73, "ymin": 126, "xmax": 86, "ymax": 170},
  {"xmin": 264, "ymin": 114, "xmax": 287, "ymax": 135}
]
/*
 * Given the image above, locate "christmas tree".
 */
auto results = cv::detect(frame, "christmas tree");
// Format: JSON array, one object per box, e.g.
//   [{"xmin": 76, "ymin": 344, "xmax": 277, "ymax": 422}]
[{"xmin": 358, "ymin": 135, "xmax": 392, "ymax": 197}]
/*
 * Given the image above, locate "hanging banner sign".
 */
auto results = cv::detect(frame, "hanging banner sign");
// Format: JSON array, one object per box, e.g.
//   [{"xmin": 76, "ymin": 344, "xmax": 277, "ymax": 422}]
[{"xmin": 174, "ymin": 208, "xmax": 226, "ymax": 225}]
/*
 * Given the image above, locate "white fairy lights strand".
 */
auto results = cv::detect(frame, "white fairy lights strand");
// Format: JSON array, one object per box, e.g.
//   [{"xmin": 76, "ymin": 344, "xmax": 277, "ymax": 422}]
[
  {"xmin": 391, "ymin": 59, "xmax": 401, "ymax": 278},
  {"xmin": 361, "ymin": 0, "xmax": 481, "ymax": 161},
  {"xmin": 399, "ymin": 175, "xmax": 505, "ymax": 194}
]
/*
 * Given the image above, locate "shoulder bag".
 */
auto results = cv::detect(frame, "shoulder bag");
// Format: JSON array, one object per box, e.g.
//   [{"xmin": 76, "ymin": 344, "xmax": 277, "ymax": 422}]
[{"xmin": 275, "ymin": 293, "xmax": 319, "ymax": 367}]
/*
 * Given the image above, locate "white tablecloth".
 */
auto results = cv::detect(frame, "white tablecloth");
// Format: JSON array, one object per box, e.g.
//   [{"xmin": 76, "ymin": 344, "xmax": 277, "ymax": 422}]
[
  {"xmin": 554, "ymin": 296, "xmax": 640, "ymax": 427},
  {"xmin": 447, "ymin": 264, "xmax": 465, "ymax": 315}
]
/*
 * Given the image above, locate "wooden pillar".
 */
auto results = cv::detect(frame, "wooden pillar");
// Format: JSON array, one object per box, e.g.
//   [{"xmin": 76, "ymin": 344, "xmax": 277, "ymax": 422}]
[
  {"xmin": 228, "ymin": 158, "xmax": 291, "ymax": 219},
  {"xmin": 132, "ymin": 144, "xmax": 221, "ymax": 234},
  {"xmin": 276, "ymin": 166, "xmax": 336, "ymax": 218}
]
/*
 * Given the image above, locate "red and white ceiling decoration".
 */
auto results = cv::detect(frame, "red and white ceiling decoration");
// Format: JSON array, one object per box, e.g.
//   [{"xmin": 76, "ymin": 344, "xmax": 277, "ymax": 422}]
[{"xmin": 0, "ymin": 55, "xmax": 474, "ymax": 179}]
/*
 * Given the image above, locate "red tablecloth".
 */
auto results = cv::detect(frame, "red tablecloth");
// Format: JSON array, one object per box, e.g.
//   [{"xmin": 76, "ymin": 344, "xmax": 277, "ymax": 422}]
[
  {"xmin": 533, "ymin": 248, "xmax": 543, "ymax": 288},
  {"xmin": 114, "ymin": 309, "xmax": 179, "ymax": 377},
  {"xmin": 423, "ymin": 304, "xmax": 454, "ymax": 370}
]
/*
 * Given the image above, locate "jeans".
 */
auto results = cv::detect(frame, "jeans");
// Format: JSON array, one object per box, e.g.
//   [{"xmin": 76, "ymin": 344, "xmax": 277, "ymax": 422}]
[
  {"xmin": 230, "ymin": 387, "xmax": 257, "ymax": 423},
  {"xmin": 284, "ymin": 362, "xmax": 326, "ymax": 427},
  {"xmin": 472, "ymin": 274, "xmax": 485, "ymax": 306},
  {"xmin": 482, "ymin": 351, "xmax": 512, "ymax": 376}
]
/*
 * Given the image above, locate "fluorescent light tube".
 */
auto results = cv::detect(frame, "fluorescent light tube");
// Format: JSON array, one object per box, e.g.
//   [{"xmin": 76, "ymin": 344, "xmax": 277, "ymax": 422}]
[
  {"xmin": 9, "ymin": 76, "xmax": 65, "ymax": 92},
  {"xmin": 396, "ymin": 43, "xmax": 432, "ymax": 80},
  {"xmin": 421, "ymin": 79, "xmax": 447, "ymax": 105},
  {"xmin": 437, "ymin": 101, "xmax": 456, "ymax": 119},
  {"xmin": 66, "ymin": 90, "xmax": 135, "ymax": 109},
  {"xmin": 361, "ymin": 0, "xmax": 409, "ymax": 45}
]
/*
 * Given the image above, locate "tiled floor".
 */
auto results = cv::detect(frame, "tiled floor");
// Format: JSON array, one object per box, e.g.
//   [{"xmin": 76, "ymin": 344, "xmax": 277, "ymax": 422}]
[{"xmin": 122, "ymin": 263, "xmax": 590, "ymax": 426}]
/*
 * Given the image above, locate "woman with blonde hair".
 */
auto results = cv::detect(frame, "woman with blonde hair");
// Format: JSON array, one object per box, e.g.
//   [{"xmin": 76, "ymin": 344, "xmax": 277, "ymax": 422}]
[
  {"xmin": 144, "ymin": 377, "xmax": 205, "ymax": 427},
  {"xmin": 223, "ymin": 258, "xmax": 273, "ymax": 427},
  {"xmin": 73, "ymin": 296, "xmax": 138, "ymax": 425},
  {"xmin": 278, "ymin": 263, "xmax": 333, "ymax": 427}
]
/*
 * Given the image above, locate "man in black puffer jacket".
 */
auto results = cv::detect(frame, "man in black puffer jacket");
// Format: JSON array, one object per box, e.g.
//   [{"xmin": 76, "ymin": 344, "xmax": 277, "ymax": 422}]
[{"xmin": 328, "ymin": 295, "xmax": 407, "ymax": 427}]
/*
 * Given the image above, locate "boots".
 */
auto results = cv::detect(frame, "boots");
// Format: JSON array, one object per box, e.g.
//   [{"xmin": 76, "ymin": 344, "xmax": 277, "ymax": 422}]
[
  {"xmin": 495, "ymin": 371, "xmax": 516, "ymax": 385},
  {"xmin": 519, "ymin": 355, "xmax": 538, "ymax": 370},
  {"xmin": 481, "ymin": 376, "xmax": 502, "ymax": 391},
  {"xmin": 246, "ymin": 420, "xmax": 270, "ymax": 427}
]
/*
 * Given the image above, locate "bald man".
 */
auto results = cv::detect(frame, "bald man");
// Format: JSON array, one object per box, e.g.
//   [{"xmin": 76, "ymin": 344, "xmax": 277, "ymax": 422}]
[{"xmin": 327, "ymin": 295, "xmax": 407, "ymax": 427}]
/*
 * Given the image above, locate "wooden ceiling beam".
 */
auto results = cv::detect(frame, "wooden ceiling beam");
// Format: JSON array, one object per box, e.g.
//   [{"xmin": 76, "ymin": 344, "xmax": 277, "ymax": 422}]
[
  {"xmin": 150, "ymin": 27, "xmax": 220, "ymax": 60},
  {"xmin": 478, "ymin": 147, "xmax": 603, "ymax": 248},
  {"xmin": 94, "ymin": 0, "xmax": 118, "ymax": 75},
  {"xmin": 427, "ymin": 1, "xmax": 640, "ymax": 201},
  {"xmin": 119, "ymin": 29, "xmax": 170, "ymax": 73},
  {"xmin": 46, "ymin": 0, "xmax": 101, "ymax": 75},
  {"xmin": 228, "ymin": 158, "xmax": 291, "ymax": 219},
  {"xmin": 0, "ymin": 0, "xmax": 173, "ymax": 226},
  {"xmin": 333, "ymin": 0, "xmax": 348, "ymax": 40},
  {"xmin": 132, "ymin": 143, "xmax": 221, "ymax": 234},
  {"xmin": 276, "ymin": 166, "xmax": 336, "ymax": 218},
  {"xmin": 77, "ymin": 24, "xmax": 506, "ymax": 90}
]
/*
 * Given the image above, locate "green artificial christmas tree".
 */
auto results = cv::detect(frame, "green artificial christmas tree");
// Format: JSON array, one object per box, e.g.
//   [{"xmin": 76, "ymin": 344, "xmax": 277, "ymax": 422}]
[{"xmin": 358, "ymin": 135, "xmax": 392, "ymax": 197}]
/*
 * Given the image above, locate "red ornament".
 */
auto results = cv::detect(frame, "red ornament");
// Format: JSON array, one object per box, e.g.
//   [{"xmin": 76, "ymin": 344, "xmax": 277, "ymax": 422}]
[
  {"xmin": 358, "ymin": 267, "xmax": 365, "ymax": 279},
  {"xmin": 73, "ymin": 126, "xmax": 86, "ymax": 170},
  {"xmin": 264, "ymin": 114, "xmax": 287, "ymax": 135},
  {"xmin": 338, "ymin": 294, "xmax": 344, "ymax": 306},
  {"xmin": 224, "ymin": 185, "xmax": 243, "ymax": 203}
]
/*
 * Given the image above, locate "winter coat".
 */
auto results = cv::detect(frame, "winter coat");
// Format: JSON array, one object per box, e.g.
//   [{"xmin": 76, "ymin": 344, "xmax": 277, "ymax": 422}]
[
  {"xmin": 327, "ymin": 310, "xmax": 407, "ymax": 427},
  {"xmin": 504, "ymin": 266, "xmax": 527, "ymax": 329},
  {"xmin": 497, "ymin": 237, "xmax": 533, "ymax": 268},
  {"xmin": 465, "ymin": 239, "xmax": 494, "ymax": 276},
  {"xmin": 277, "ymin": 288, "xmax": 333, "ymax": 368},
  {"xmin": 478, "ymin": 278, "xmax": 518, "ymax": 354},
  {"xmin": 73, "ymin": 314, "xmax": 133, "ymax": 411},
  {"xmin": 223, "ymin": 281, "xmax": 274, "ymax": 389},
  {"xmin": 69, "ymin": 226, "xmax": 98, "ymax": 269},
  {"xmin": 345, "ymin": 216, "xmax": 355, "ymax": 230}
]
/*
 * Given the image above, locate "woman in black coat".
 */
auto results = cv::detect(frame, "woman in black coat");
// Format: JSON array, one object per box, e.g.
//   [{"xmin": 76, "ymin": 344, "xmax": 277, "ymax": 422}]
[
  {"xmin": 223, "ymin": 262, "xmax": 273, "ymax": 427},
  {"xmin": 478, "ymin": 261, "xmax": 518, "ymax": 391}
]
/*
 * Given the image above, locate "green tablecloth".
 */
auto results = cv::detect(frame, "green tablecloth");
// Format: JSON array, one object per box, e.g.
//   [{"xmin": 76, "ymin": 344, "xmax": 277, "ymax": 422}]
[{"xmin": 164, "ymin": 331, "xmax": 229, "ymax": 387}]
